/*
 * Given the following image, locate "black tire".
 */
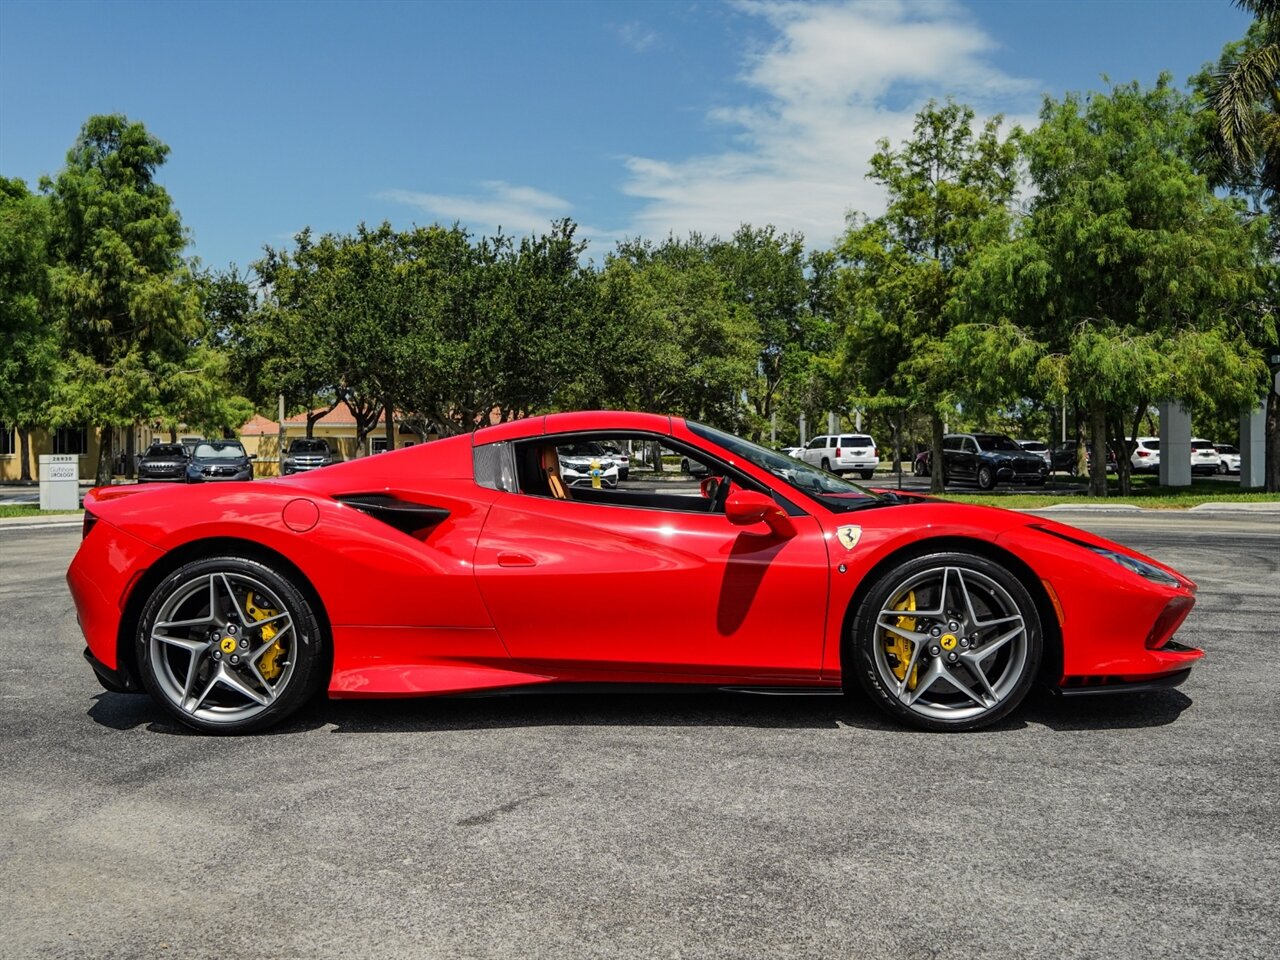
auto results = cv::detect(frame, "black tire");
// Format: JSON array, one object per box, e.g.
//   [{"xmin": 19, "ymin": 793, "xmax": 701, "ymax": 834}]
[
  {"xmin": 136, "ymin": 555, "xmax": 326, "ymax": 733},
  {"xmin": 860, "ymin": 470, "xmax": 875, "ymax": 480},
  {"xmin": 821, "ymin": 457, "xmax": 831, "ymax": 473},
  {"xmin": 1217, "ymin": 461, "xmax": 1227, "ymax": 475},
  {"xmin": 848, "ymin": 551, "xmax": 1042, "ymax": 731},
  {"xmin": 977, "ymin": 465, "xmax": 996, "ymax": 490}
]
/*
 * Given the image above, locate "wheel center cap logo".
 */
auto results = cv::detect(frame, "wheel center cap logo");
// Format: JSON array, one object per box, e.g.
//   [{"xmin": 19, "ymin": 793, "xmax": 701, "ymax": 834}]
[
  {"xmin": 219, "ymin": 637, "xmax": 237, "ymax": 654},
  {"xmin": 940, "ymin": 634, "xmax": 958, "ymax": 651}
]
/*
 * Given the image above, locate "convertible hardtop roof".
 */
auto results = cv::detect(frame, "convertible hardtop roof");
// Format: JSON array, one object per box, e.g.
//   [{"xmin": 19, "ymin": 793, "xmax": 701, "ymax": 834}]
[{"xmin": 472, "ymin": 411, "xmax": 674, "ymax": 445}]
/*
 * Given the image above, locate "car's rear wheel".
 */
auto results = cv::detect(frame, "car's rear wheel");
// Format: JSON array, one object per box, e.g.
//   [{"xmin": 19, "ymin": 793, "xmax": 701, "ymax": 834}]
[
  {"xmin": 860, "ymin": 470, "xmax": 874, "ymax": 480},
  {"xmin": 821, "ymin": 457, "xmax": 831, "ymax": 472},
  {"xmin": 848, "ymin": 552, "xmax": 1042, "ymax": 731},
  {"xmin": 136, "ymin": 556, "xmax": 326, "ymax": 733}
]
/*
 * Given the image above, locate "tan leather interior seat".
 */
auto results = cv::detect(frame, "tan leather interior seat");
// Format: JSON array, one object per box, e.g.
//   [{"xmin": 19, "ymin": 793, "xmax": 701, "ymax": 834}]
[{"xmin": 541, "ymin": 445, "xmax": 569, "ymax": 500}]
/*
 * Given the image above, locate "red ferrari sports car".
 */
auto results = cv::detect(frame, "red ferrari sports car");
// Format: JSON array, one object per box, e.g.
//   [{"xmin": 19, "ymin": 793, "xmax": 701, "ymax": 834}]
[{"xmin": 67, "ymin": 411, "xmax": 1201, "ymax": 733}]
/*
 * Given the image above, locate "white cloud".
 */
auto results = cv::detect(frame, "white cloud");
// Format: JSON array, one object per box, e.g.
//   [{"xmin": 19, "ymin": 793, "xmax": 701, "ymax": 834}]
[
  {"xmin": 379, "ymin": 181, "xmax": 624, "ymax": 251},
  {"xmin": 621, "ymin": 0, "xmax": 1039, "ymax": 246},
  {"xmin": 614, "ymin": 19, "xmax": 659, "ymax": 53},
  {"xmin": 379, "ymin": 181, "xmax": 570, "ymax": 236}
]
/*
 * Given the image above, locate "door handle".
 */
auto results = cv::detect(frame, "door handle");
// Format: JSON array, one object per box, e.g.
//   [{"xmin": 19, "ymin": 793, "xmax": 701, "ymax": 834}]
[{"xmin": 497, "ymin": 552, "xmax": 536, "ymax": 568}]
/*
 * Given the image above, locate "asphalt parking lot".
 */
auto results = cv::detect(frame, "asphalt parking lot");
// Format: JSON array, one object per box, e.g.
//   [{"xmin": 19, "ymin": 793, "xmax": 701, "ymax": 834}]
[{"xmin": 2, "ymin": 514, "xmax": 1277, "ymax": 959}]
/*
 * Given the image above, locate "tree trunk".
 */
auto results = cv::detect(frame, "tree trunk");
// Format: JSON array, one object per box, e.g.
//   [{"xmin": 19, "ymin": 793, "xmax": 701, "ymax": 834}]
[
  {"xmin": 18, "ymin": 427, "xmax": 32, "ymax": 483},
  {"xmin": 1087, "ymin": 399, "xmax": 1107, "ymax": 498},
  {"xmin": 96, "ymin": 425, "xmax": 114, "ymax": 486},
  {"xmin": 384, "ymin": 400, "xmax": 395, "ymax": 452},
  {"xmin": 929, "ymin": 412, "xmax": 945, "ymax": 495}
]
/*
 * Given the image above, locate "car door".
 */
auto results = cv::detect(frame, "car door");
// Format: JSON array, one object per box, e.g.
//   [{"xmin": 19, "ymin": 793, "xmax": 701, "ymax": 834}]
[
  {"xmin": 472, "ymin": 486, "xmax": 831, "ymax": 679},
  {"xmin": 941, "ymin": 435, "xmax": 964, "ymax": 480}
]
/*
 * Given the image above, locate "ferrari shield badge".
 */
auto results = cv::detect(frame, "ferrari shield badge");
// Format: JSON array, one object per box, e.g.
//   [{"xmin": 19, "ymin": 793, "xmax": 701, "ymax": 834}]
[{"xmin": 836, "ymin": 525, "xmax": 862, "ymax": 551}]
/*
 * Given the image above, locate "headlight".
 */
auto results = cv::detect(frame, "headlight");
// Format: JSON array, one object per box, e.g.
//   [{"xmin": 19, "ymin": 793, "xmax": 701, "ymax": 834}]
[
  {"xmin": 1033, "ymin": 525, "xmax": 1180, "ymax": 587},
  {"xmin": 1093, "ymin": 548, "xmax": 1180, "ymax": 587}
]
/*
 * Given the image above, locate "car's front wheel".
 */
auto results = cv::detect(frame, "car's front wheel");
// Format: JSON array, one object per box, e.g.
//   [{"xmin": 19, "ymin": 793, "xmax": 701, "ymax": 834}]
[
  {"xmin": 848, "ymin": 552, "xmax": 1042, "ymax": 731},
  {"xmin": 977, "ymin": 465, "xmax": 996, "ymax": 490},
  {"xmin": 136, "ymin": 556, "xmax": 326, "ymax": 733}
]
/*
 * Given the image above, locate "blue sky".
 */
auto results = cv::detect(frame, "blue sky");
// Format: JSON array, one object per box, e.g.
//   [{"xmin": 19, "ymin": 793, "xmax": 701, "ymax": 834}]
[{"xmin": 0, "ymin": 0, "xmax": 1254, "ymax": 270}]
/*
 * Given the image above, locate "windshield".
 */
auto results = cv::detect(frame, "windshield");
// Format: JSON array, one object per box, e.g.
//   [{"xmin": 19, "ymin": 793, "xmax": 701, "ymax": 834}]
[
  {"xmin": 686, "ymin": 421, "xmax": 882, "ymax": 512},
  {"xmin": 1020, "ymin": 441, "xmax": 1047, "ymax": 452},
  {"xmin": 289, "ymin": 439, "xmax": 328, "ymax": 453},
  {"xmin": 975, "ymin": 435, "xmax": 1021, "ymax": 452},
  {"xmin": 1190, "ymin": 440, "xmax": 1215, "ymax": 450},
  {"xmin": 194, "ymin": 442, "xmax": 246, "ymax": 460},
  {"xmin": 145, "ymin": 444, "xmax": 185, "ymax": 457}
]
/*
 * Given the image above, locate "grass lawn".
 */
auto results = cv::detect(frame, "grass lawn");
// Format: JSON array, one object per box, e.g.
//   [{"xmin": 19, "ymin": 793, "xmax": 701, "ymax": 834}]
[
  {"xmin": 917, "ymin": 475, "xmax": 1280, "ymax": 509},
  {"xmin": 0, "ymin": 505, "xmax": 82, "ymax": 520}
]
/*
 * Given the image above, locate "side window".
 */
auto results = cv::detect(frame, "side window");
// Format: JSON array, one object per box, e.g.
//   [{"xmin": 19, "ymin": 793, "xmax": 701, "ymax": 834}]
[
  {"xmin": 962, "ymin": 438, "xmax": 978, "ymax": 454},
  {"xmin": 511, "ymin": 432, "xmax": 758, "ymax": 515},
  {"xmin": 806, "ymin": 437, "xmax": 826, "ymax": 450},
  {"xmin": 944, "ymin": 436, "xmax": 962, "ymax": 452}
]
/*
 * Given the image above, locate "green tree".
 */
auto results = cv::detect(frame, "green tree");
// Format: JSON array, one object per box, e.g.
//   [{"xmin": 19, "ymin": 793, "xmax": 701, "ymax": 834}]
[
  {"xmin": 42, "ymin": 115, "xmax": 203, "ymax": 483},
  {"xmin": 0, "ymin": 177, "xmax": 56, "ymax": 482},
  {"xmin": 837, "ymin": 100, "xmax": 1021, "ymax": 492},
  {"xmin": 1198, "ymin": 0, "xmax": 1280, "ymax": 490},
  {"xmin": 252, "ymin": 230, "xmax": 344, "ymax": 436},
  {"xmin": 966, "ymin": 78, "xmax": 1271, "ymax": 494}
]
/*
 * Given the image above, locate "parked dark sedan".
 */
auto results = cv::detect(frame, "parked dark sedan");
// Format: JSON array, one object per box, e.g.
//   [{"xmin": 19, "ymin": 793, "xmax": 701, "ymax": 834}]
[
  {"xmin": 185, "ymin": 440, "xmax": 253, "ymax": 483},
  {"xmin": 942, "ymin": 433, "xmax": 1048, "ymax": 490},
  {"xmin": 136, "ymin": 443, "xmax": 190, "ymax": 482},
  {"xmin": 282, "ymin": 437, "xmax": 337, "ymax": 475}
]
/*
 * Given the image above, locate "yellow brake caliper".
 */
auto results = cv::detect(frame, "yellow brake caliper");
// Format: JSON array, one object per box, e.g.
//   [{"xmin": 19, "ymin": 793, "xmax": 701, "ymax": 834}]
[
  {"xmin": 245, "ymin": 592, "xmax": 285, "ymax": 680},
  {"xmin": 884, "ymin": 591, "xmax": 919, "ymax": 690}
]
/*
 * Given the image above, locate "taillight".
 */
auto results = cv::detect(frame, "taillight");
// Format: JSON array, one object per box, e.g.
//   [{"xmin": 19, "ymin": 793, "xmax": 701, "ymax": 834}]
[
  {"xmin": 1137, "ymin": 450, "xmax": 1149, "ymax": 457},
  {"xmin": 835, "ymin": 447, "xmax": 842, "ymax": 457},
  {"xmin": 872, "ymin": 446, "xmax": 877, "ymax": 458},
  {"xmin": 82, "ymin": 511, "xmax": 99, "ymax": 540}
]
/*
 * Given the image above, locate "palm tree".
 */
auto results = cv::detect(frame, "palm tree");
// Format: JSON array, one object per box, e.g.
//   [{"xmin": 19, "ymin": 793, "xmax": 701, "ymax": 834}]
[{"xmin": 1209, "ymin": 0, "xmax": 1280, "ymax": 197}]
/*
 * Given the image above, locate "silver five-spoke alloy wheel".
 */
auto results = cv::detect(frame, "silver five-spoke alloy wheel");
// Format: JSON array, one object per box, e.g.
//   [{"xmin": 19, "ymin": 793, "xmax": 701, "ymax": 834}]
[
  {"xmin": 851, "ymin": 552, "xmax": 1043, "ymax": 731},
  {"xmin": 138, "ymin": 557, "xmax": 324, "ymax": 732}
]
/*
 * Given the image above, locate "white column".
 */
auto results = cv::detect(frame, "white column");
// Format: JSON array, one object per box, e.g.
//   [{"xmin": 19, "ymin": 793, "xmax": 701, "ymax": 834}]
[
  {"xmin": 1158, "ymin": 401, "xmax": 1191, "ymax": 487},
  {"xmin": 1239, "ymin": 403, "xmax": 1266, "ymax": 488}
]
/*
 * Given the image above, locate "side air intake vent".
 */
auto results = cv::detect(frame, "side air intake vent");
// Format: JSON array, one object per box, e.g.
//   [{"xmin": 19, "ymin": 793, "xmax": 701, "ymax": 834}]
[{"xmin": 334, "ymin": 494, "xmax": 450, "ymax": 534}]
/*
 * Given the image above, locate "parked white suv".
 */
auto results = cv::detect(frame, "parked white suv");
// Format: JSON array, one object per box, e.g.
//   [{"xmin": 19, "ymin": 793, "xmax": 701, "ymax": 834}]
[
  {"xmin": 800, "ymin": 434, "xmax": 879, "ymax": 479},
  {"xmin": 1214, "ymin": 443, "xmax": 1240, "ymax": 474},
  {"xmin": 1190, "ymin": 438, "xmax": 1219, "ymax": 476},
  {"xmin": 1128, "ymin": 436, "xmax": 1160, "ymax": 473}
]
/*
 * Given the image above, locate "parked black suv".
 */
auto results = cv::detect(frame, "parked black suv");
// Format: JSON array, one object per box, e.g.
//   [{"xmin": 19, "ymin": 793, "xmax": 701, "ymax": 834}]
[
  {"xmin": 282, "ymin": 438, "xmax": 337, "ymax": 474},
  {"xmin": 941, "ymin": 433, "xmax": 1049, "ymax": 490},
  {"xmin": 136, "ymin": 442, "xmax": 190, "ymax": 482}
]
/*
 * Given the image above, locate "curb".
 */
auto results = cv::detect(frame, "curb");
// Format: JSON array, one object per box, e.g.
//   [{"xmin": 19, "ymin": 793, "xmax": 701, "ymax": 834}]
[
  {"xmin": 1019, "ymin": 503, "xmax": 1143, "ymax": 513},
  {"xmin": 0, "ymin": 516, "xmax": 84, "ymax": 531}
]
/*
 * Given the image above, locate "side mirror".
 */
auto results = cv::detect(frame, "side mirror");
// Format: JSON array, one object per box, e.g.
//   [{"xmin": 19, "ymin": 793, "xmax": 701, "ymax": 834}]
[
  {"xmin": 724, "ymin": 489, "xmax": 796, "ymax": 539},
  {"xmin": 699, "ymin": 476, "xmax": 721, "ymax": 500}
]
